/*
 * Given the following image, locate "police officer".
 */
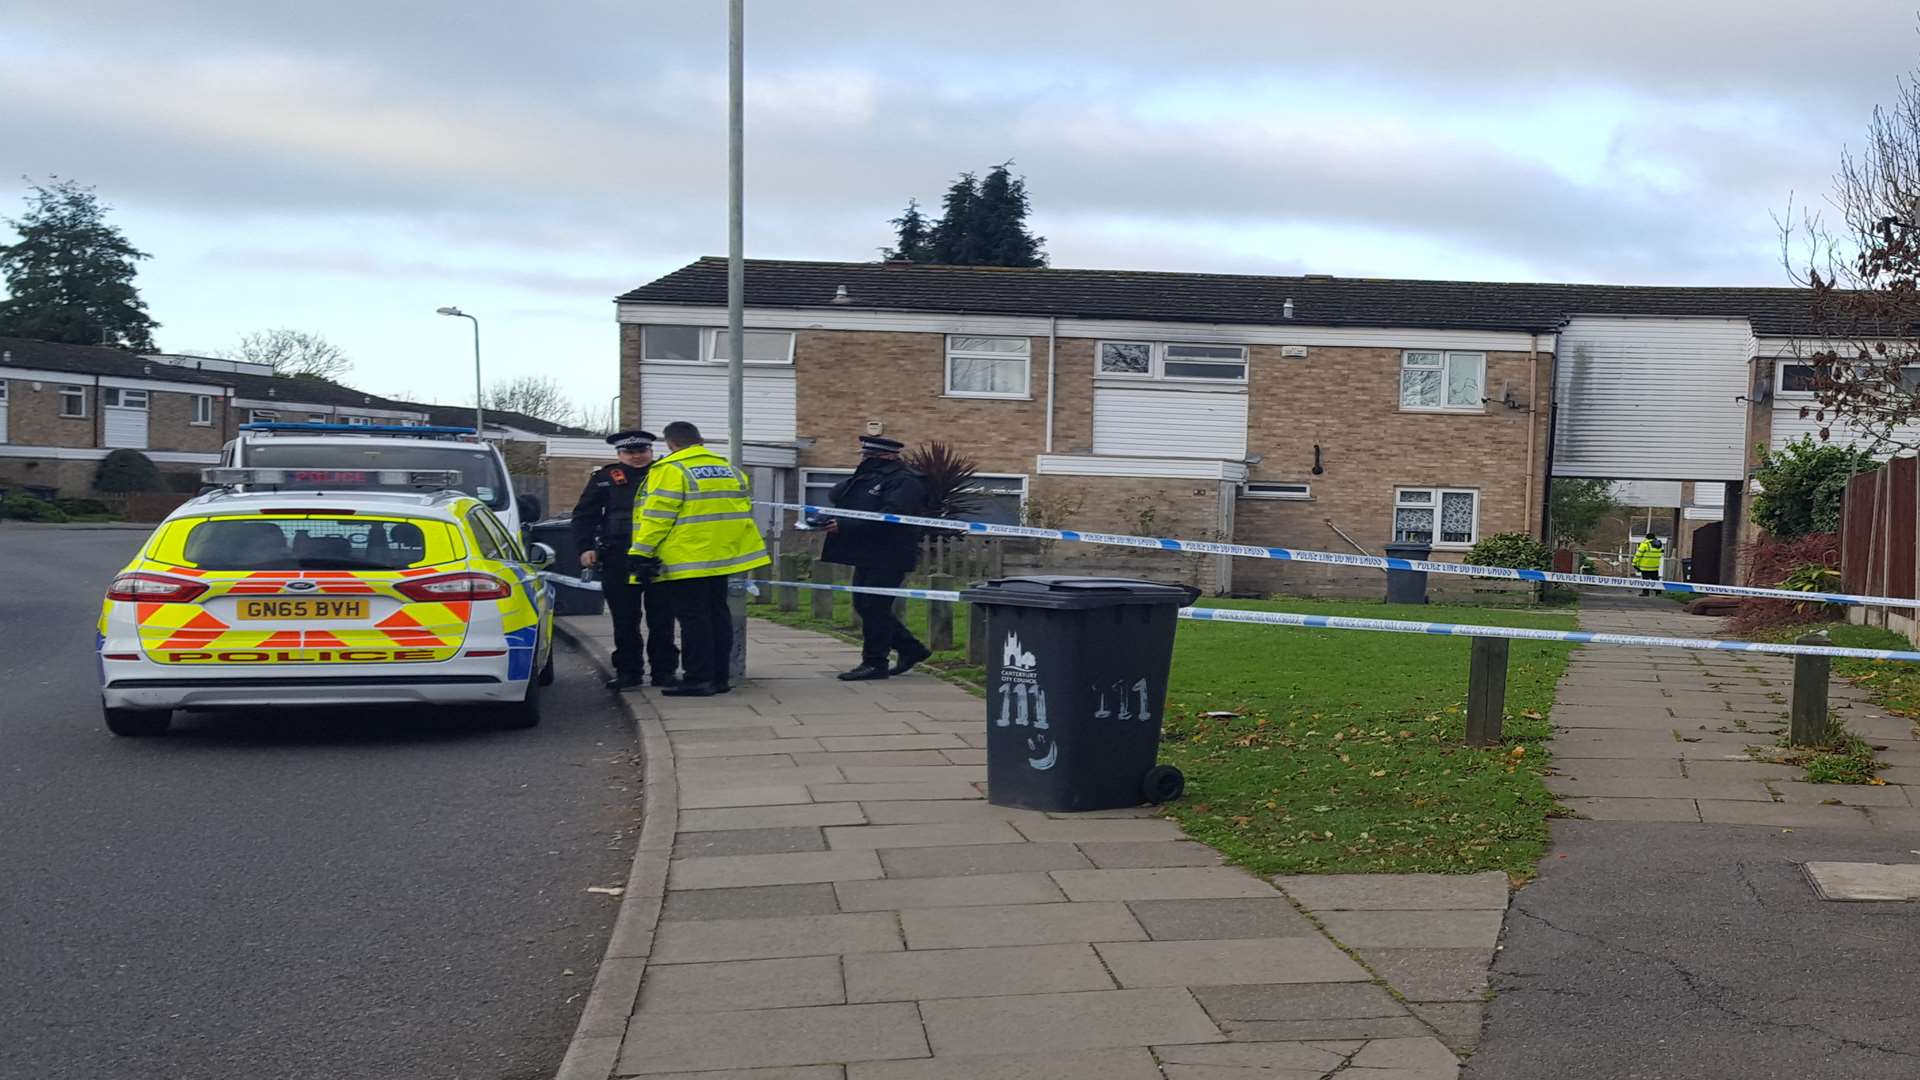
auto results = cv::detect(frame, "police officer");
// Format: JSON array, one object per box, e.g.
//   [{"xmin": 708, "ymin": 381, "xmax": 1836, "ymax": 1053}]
[
  {"xmin": 629, "ymin": 421, "xmax": 771, "ymax": 698},
  {"xmin": 820, "ymin": 434, "xmax": 932, "ymax": 682},
  {"xmin": 1633, "ymin": 535, "xmax": 1665, "ymax": 596},
  {"xmin": 571, "ymin": 430, "xmax": 678, "ymax": 689}
]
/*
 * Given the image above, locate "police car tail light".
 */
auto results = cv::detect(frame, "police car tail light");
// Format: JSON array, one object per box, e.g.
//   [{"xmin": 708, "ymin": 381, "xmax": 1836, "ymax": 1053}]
[
  {"xmin": 106, "ymin": 573, "xmax": 210, "ymax": 604},
  {"xmin": 394, "ymin": 572, "xmax": 513, "ymax": 602}
]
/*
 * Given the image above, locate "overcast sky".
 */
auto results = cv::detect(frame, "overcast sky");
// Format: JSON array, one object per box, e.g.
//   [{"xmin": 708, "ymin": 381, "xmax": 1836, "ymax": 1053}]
[{"xmin": 3, "ymin": 1, "xmax": 1915, "ymax": 418}]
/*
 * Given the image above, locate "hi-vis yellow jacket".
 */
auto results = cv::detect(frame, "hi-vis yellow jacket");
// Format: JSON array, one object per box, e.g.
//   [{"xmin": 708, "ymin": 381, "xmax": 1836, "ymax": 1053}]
[
  {"xmin": 1632, "ymin": 539, "xmax": 1664, "ymax": 572},
  {"xmin": 628, "ymin": 444, "xmax": 771, "ymax": 582}
]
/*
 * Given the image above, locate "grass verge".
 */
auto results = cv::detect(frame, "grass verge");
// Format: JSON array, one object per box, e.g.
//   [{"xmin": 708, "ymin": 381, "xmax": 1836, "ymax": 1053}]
[
  {"xmin": 753, "ymin": 591, "xmax": 1577, "ymax": 876},
  {"xmin": 1749, "ymin": 718, "xmax": 1883, "ymax": 785}
]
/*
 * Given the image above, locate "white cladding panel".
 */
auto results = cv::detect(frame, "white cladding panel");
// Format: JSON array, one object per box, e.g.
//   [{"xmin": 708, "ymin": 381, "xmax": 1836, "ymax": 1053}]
[
  {"xmin": 639, "ymin": 367, "xmax": 797, "ymax": 446},
  {"xmin": 1092, "ymin": 387, "xmax": 1247, "ymax": 458},
  {"xmin": 1610, "ymin": 480, "xmax": 1683, "ymax": 507},
  {"xmin": 103, "ymin": 406, "xmax": 148, "ymax": 449},
  {"xmin": 1553, "ymin": 316, "xmax": 1751, "ymax": 481},
  {"xmin": 0, "ymin": 401, "xmax": 8, "ymax": 444},
  {"xmin": 1769, "ymin": 402, "xmax": 1920, "ymax": 458}
]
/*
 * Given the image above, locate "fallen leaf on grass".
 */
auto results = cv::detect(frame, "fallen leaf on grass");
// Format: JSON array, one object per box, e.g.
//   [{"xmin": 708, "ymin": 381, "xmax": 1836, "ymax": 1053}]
[
  {"xmin": 1869, "ymin": 777, "xmax": 1889, "ymax": 786},
  {"xmin": 1509, "ymin": 747, "xmax": 1526, "ymax": 758},
  {"xmin": 587, "ymin": 886, "xmax": 626, "ymax": 897},
  {"xmin": 1522, "ymin": 710, "xmax": 1543, "ymax": 720}
]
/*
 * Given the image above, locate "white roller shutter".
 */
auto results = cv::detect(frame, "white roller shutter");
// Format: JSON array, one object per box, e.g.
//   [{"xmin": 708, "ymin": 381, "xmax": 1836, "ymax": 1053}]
[
  {"xmin": 639, "ymin": 368, "xmax": 797, "ymax": 448},
  {"xmin": 1093, "ymin": 387, "xmax": 1247, "ymax": 459}
]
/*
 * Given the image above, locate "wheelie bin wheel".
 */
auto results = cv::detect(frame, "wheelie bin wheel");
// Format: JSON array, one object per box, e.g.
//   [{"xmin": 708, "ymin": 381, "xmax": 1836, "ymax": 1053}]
[{"xmin": 1141, "ymin": 764, "xmax": 1185, "ymax": 804}]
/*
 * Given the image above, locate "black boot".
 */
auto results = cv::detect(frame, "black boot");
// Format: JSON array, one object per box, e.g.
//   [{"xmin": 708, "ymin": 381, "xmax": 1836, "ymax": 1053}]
[
  {"xmin": 837, "ymin": 663, "xmax": 890, "ymax": 682},
  {"xmin": 650, "ymin": 674, "xmax": 681, "ymax": 688},
  {"xmin": 889, "ymin": 643, "xmax": 933, "ymax": 676},
  {"xmin": 661, "ymin": 683, "xmax": 716, "ymax": 698},
  {"xmin": 604, "ymin": 671, "xmax": 645, "ymax": 690}
]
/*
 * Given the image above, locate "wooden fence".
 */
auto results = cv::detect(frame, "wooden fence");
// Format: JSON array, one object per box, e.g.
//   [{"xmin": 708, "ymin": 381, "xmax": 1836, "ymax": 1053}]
[{"xmin": 1838, "ymin": 455, "xmax": 1917, "ymax": 605}]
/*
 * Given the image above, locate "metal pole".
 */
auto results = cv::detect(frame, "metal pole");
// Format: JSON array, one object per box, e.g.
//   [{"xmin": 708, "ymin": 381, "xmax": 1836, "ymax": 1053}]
[
  {"xmin": 726, "ymin": 0, "xmax": 745, "ymax": 471},
  {"xmin": 468, "ymin": 315, "xmax": 483, "ymax": 436}
]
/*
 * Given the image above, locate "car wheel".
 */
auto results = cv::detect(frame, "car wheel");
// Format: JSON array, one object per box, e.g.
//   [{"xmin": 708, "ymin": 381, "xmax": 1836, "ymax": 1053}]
[
  {"xmin": 496, "ymin": 675, "xmax": 543, "ymax": 730},
  {"xmin": 104, "ymin": 706, "xmax": 172, "ymax": 737},
  {"xmin": 537, "ymin": 648, "xmax": 556, "ymax": 686}
]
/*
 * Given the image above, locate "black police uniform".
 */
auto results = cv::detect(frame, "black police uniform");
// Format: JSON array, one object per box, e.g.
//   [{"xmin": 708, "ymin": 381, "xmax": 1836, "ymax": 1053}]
[
  {"xmin": 820, "ymin": 439, "xmax": 932, "ymax": 677},
  {"xmin": 570, "ymin": 447, "xmax": 677, "ymax": 685}
]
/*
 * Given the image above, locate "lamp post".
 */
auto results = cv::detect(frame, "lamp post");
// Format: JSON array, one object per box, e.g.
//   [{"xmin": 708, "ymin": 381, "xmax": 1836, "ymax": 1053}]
[
  {"xmin": 436, "ymin": 306, "xmax": 482, "ymax": 435},
  {"xmin": 726, "ymin": 0, "xmax": 744, "ymax": 471}
]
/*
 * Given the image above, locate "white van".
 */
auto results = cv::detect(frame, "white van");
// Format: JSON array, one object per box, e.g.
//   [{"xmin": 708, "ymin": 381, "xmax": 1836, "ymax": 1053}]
[{"xmin": 218, "ymin": 423, "xmax": 541, "ymax": 539}]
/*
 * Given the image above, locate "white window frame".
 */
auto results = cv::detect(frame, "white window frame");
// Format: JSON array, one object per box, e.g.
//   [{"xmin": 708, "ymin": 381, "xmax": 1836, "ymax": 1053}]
[
  {"xmin": 1399, "ymin": 351, "xmax": 1486, "ymax": 413},
  {"xmin": 1392, "ymin": 487, "xmax": 1480, "ymax": 549},
  {"xmin": 58, "ymin": 386, "xmax": 87, "ymax": 419},
  {"xmin": 101, "ymin": 387, "xmax": 149, "ymax": 410},
  {"xmin": 639, "ymin": 324, "xmax": 705, "ymax": 364},
  {"xmin": 704, "ymin": 328, "xmax": 795, "ymax": 366},
  {"xmin": 944, "ymin": 335, "xmax": 1032, "ymax": 399},
  {"xmin": 342, "ymin": 415, "xmax": 372, "ymax": 426},
  {"xmin": 191, "ymin": 395, "xmax": 213, "ymax": 426},
  {"xmin": 1241, "ymin": 481, "xmax": 1312, "ymax": 501},
  {"xmin": 1097, "ymin": 340, "xmax": 1249, "ymax": 385},
  {"xmin": 1777, "ymin": 361, "xmax": 1920, "ymax": 397},
  {"xmin": 959, "ymin": 473, "xmax": 1029, "ymax": 525},
  {"xmin": 249, "ymin": 409, "xmax": 280, "ymax": 423}
]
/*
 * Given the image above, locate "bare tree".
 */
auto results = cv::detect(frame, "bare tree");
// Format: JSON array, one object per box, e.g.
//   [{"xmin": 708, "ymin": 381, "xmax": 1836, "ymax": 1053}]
[
  {"xmin": 572, "ymin": 401, "xmax": 615, "ymax": 434},
  {"xmin": 1780, "ymin": 69, "xmax": 1920, "ymax": 453},
  {"xmin": 224, "ymin": 328, "xmax": 353, "ymax": 380},
  {"xmin": 487, "ymin": 375, "xmax": 574, "ymax": 425}
]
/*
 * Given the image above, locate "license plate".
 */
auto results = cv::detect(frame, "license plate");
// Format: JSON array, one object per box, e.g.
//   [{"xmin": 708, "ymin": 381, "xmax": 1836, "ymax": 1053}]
[{"xmin": 235, "ymin": 598, "xmax": 370, "ymax": 621}]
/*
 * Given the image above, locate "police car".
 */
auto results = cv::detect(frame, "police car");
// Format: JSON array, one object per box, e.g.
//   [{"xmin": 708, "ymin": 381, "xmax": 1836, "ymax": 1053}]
[{"xmin": 95, "ymin": 468, "xmax": 556, "ymax": 736}]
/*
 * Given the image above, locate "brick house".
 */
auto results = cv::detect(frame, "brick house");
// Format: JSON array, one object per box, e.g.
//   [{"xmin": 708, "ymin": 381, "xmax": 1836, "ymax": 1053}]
[{"xmin": 611, "ymin": 259, "xmax": 1865, "ymax": 596}]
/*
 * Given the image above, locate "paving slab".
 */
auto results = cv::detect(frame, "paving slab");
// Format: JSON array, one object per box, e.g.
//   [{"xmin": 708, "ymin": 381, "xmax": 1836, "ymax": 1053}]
[
  {"xmin": 1077, "ymin": 841, "xmax": 1226, "ymax": 869},
  {"xmin": 1349, "ymin": 1036, "xmax": 1459, "ymax": 1072},
  {"xmin": 1125, "ymin": 897, "xmax": 1317, "ymax": 940},
  {"xmin": 1543, "ymin": 775, "xmax": 1772, "ymax": 801},
  {"xmin": 856, "ymin": 800, "xmax": 1045, "ymax": 825},
  {"xmin": 1218, "ymin": 1016, "xmax": 1436, "ymax": 1042},
  {"xmin": 679, "ymin": 803, "xmax": 868, "ymax": 832},
  {"xmin": 677, "ymin": 737, "xmax": 823, "ymax": 758},
  {"xmin": 810, "ymin": 782, "xmax": 985, "ymax": 803},
  {"xmin": 629, "ymin": 1069, "xmax": 842, "ymax": 1080},
  {"xmin": 680, "ymin": 765, "xmax": 848, "ymax": 787},
  {"xmin": 1558, "ymin": 796, "xmax": 1702, "ymax": 822},
  {"xmin": 835, "ymin": 872, "xmax": 1066, "ymax": 912},
  {"xmin": 1355, "ymin": 949, "xmax": 1491, "ymax": 1003},
  {"xmin": 879, "ymin": 842, "xmax": 1092, "ymax": 879},
  {"xmin": 1773, "ymin": 780, "xmax": 1911, "ymax": 807},
  {"xmin": 824, "ymin": 822, "xmax": 1025, "ymax": 850},
  {"xmin": 818, "ymin": 733, "xmax": 968, "ymax": 752},
  {"xmin": 636, "ymin": 956, "xmax": 845, "ymax": 1013},
  {"xmin": 789, "ymin": 751, "xmax": 953, "ymax": 768},
  {"xmin": 660, "ymin": 883, "xmax": 843, "ymax": 923},
  {"xmin": 900, "ymin": 901, "xmax": 1147, "ymax": 949},
  {"xmin": 618, "ymin": 1002, "xmax": 928, "ymax": 1074},
  {"xmin": 1191, "ymin": 982, "xmax": 1406, "ymax": 1022},
  {"xmin": 1012, "ymin": 818, "xmax": 1187, "ymax": 843},
  {"xmin": 1545, "ymin": 757, "xmax": 1684, "ymax": 779},
  {"xmin": 1409, "ymin": 1001, "xmax": 1485, "ymax": 1054},
  {"xmin": 1696, "ymin": 799, "xmax": 1874, "ymax": 828},
  {"xmin": 668, "ymin": 850, "xmax": 884, "ymax": 890},
  {"xmin": 845, "ymin": 943, "xmax": 1115, "ymax": 1001},
  {"xmin": 1803, "ymin": 860, "xmax": 1920, "ymax": 900},
  {"xmin": 919, "ymin": 988, "xmax": 1224, "ymax": 1055},
  {"xmin": 651, "ymin": 913, "xmax": 903, "ymax": 963},
  {"xmin": 839, "ymin": 766, "xmax": 989, "ymax": 784},
  {"xmin": 672, "ymin": 827, "xmax": 827, "ymax": 859},
  {"xmin": 845, "ymin": 1048, "xmax": 1163, "ymax": 1080},
  {"xmin": 1315, "ymin": 910, "xmax": 1503, "ymax": 950},
  {"xmin": 1095, "ymin": 937, "xmax": 1369, "ymax": 987},
  {"xmin": 1275, "ymin": 871, "xmax": 1507, "ymax": 912},
  {"xmin": 1153, "ymin": 1041, "xmax": 1350, "ymax": 1075},
  {"xmin": 1051, "ymin": 867, "xmax": 1278, "ymax": 901},
  {"xmin": 681, "ymin": 785, "xmax": 815, "ymax": 810}
]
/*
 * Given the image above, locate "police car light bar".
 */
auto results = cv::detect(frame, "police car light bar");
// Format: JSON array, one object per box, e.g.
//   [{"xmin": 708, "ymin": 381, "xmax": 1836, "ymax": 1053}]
[
  {"xmin": 237, "ymin": 422, "xmax": 480, "ymax": 437},
  {"xmin": 202, "ymin": 467, "xmax": 465, "ymax": 489}
]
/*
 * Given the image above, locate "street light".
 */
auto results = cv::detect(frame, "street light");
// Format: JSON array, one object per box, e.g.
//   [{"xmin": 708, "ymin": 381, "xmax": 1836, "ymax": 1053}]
[{"xmin": 435, "ymin": 306, "xmax": 483, "ymax": 436}]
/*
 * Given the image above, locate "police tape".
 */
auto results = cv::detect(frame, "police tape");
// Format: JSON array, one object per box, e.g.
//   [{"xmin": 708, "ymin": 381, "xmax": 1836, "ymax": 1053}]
[
  {"xmin": 541, "ymin": 571, "xmax": 761, "ymax": 598},
  {"xmin": 767, "ymin": 501, "xmax": 1914, "ymax": 610},
  {"xmin": 749, "ymin": 578, "xmax": 1920, "ymax": 663}
]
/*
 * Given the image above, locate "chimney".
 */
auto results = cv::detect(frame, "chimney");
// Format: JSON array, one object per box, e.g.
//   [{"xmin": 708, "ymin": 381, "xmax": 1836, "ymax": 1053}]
[
  {"xmin": 831, "ymin": 284, "xmax": 851, "ymax": 304},
  {"xmin": 1283, "ymin": 298, "xmax": 1294, "ymax": 319}
]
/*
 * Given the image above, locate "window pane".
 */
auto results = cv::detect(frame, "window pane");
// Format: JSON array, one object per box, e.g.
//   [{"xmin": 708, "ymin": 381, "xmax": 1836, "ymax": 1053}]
[
  {"xmin": 950, "ymin": 356, "xmax": 1025, "ymax": 394},
  {"xmin": 1401, "ymin": 369, "xmax": 1441, "ymax": 407},
  {"xmin": 711, "ymin": 329, "xmax": 793, "ymax": 362},
  {"xmin": 1099, "ymin": 342, "xmax": 1151, "ymax": 374},
  {"xmin": 1440, "ymin": 492, "xmax": 1476, "ymax": 544},
  {"xmin": 1404, "ymin": 351, "xmax": 1442, "ymax": 368},
  {"xmin": 1394, "ymin": 507, "xmax": 1434, "ymax": 543},
  {"xmin": 1779, "ymin": 364, "xmax": 1817, "ymax": 391},
  {"xmin": 642, "ymin": 325, "xmax": 702, "ymax": 361},
  {"xmin": 181, "ymin": 517, "xmax": 439, "ymax": 571},
  {"xmin": 968, "ymin": 476, "xmax": 1027, "ymax": 494},
  {"xmin": 949, "ymin": 336, "xmax": 1029, "ymax": 354},
  {"xmin": 1164, "ymin": 344, "xmax": 1246, "ymax": 361},
  {"xmin": 1163, "ymin": 360, "xmax": 1245, "ymax": 380},
  {"xmin": 970, "ymin": 492, "xmax": 1024, "ymax": 525},
  {"xmin": 1444, "ymin": 356, "xmax": 1483, "ymax": 406},
  {"xmin": 1398, "ymin": 489, "xmax": 1433, "ymax": 505}
]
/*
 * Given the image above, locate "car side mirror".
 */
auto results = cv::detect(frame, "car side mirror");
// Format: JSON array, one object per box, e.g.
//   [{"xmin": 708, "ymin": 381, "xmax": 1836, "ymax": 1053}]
[
  {"xmin": 526, "ymin": 542, "xmax": 556, "ymax": 570},
  {"xmin": 517, "ymin": 493, "xmax": 543, "ymax": 523}
]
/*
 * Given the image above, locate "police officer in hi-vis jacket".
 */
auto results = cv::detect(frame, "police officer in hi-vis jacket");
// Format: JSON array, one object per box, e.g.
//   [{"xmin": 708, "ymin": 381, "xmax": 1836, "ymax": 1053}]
[{"xmin": 570, "ymin": 430, "xmax": 678, "ymax": 689}]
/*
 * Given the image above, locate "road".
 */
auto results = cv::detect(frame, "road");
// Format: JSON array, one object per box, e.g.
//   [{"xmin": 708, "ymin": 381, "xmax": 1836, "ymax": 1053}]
[{"xmin": 0, "ymin": 526, "xmax": 639, "ymax": 1080}]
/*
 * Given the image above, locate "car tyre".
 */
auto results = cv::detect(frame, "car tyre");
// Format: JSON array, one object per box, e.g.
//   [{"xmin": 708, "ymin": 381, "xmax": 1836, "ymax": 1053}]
[
  {"xmin": 104, "ymin": 706, "xmax": 172, "ymax": 737},
  {"xmin": 496, "ymin": 675, "xmax": 543, "ymax": 730},
  {"xmin": 537, "ymin": 648, "xmax": 556, "ymax": 686}
]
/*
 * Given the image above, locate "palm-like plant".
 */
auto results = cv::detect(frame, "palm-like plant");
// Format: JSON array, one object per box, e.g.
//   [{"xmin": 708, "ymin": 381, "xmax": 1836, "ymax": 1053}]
[{"xmin": 904, "ymin": 441, "xmax": 983, "ymax": 519}]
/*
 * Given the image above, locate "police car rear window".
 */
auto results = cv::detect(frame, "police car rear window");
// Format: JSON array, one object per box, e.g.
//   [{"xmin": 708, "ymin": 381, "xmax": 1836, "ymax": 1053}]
[
  {"xmin": 179, "ymin": 518, "xmax": 439, "ymax": 570},
  {"xmin": 243, "ymin": 444, "xmax": 510, "ymax": 510}
]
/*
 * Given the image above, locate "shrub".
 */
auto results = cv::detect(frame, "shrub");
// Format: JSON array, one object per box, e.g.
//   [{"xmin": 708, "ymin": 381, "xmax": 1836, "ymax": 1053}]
[
  {"xmin": 0, "ymin": 495, "xmax": 70, "ymax": 522},
  {"xmin": 902, "ymin": 441, "xmax": 982, "ymax": 519},
  {"xmin": 94, "ymin": 449, "xmax": 163, "ymax": 493},
  {"xmin": 1727, "ymin": 532, "xmax": 1842, "ymax": 635},
  {"xmin": 1464, "ymin": 532, "xmax": 1552, "ymax": 571},
  {"xmin": 55, "ymin": 496, "xmax": 112, "ymax": 517},
  {"xmin": 1750, "ymin": 436, "xmax": 1875, "ymax": 538}
]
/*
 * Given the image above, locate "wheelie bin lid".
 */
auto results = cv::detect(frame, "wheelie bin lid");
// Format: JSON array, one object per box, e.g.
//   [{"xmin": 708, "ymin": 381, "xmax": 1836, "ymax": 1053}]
[{"xmin": 959, "ymin": 575, "xmax": 1201, "ymax": 611}]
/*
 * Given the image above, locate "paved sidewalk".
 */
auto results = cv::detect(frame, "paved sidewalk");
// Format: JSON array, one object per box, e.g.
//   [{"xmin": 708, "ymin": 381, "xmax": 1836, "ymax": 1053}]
[
  {"xmin": 554, "ymin": 614, "xmax": 1503, "ymax": 1080},
  {"xmin": 1546, "ymin": 592, "xmax": 1920, "ymax": 827},
  {"xmin": 1468, "ymin": 593, "xmax": 1920, "ymax": 1080}
]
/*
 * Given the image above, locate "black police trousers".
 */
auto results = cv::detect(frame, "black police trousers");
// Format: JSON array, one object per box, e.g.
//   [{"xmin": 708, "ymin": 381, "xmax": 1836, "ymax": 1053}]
[
  {"xmin": 602, "ymin": 550, "xmax": 678, "ymax": 680},
  {"xmin": 662, "ymin": 575, "xmax": 734, "ymax": 689},
  {"xmin": 853, "ymin": 567, "xmax": 925, "ymax": 665}
]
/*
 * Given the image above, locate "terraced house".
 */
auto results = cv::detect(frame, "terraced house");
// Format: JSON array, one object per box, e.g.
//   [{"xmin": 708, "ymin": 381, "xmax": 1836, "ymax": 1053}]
[{"xmin": 614, "ymin": 259, "xmax": 1871, "ymax": 596}]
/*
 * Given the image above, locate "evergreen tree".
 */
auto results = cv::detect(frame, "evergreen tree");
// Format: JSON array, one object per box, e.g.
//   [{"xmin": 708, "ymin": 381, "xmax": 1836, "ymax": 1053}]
[
  {"xmin": 885, "ymin": 198, "xmax": 934, "ymax": 262},
  {"xmin": 929, "ymin": 172, "xmax": 982, "ymax": 264},
  {"xmin": 0, "ymin": 178, "xmax": 158, "ymax": 350},
  {"xmin": 972, "ymin": 163, "xmax": 1047, "ymax": 267}
]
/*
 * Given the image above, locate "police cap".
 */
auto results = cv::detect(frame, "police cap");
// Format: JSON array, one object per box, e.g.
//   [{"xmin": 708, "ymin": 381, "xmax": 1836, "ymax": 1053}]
[
  {"xmin": 859, "ymin": 435, "xmax": 905, "ymax": 456},
  {"xmin": 608, "ymin": 430, "xmax": 658, "ymax": 451}
]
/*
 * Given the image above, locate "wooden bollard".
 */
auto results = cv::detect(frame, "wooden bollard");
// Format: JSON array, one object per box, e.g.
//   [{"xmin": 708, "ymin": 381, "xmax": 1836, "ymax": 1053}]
[
  {"xmin": 1791, "ymin": 632, "xmax": 1831, "ymax": 747},
  {"xmin": 810, "ymin": 559, "xmax": 835, "ymax": 620},
  {"xmin": 776, "ymin": 553, "xmax": 800, "ymax": 612},
  {"xmin": 1465, "ymin": 637, "xmax": 1510, "ymax": 746},
  {"xmin": 927, "ymin": 573, "xmax": 955, "ymax": 652}
]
